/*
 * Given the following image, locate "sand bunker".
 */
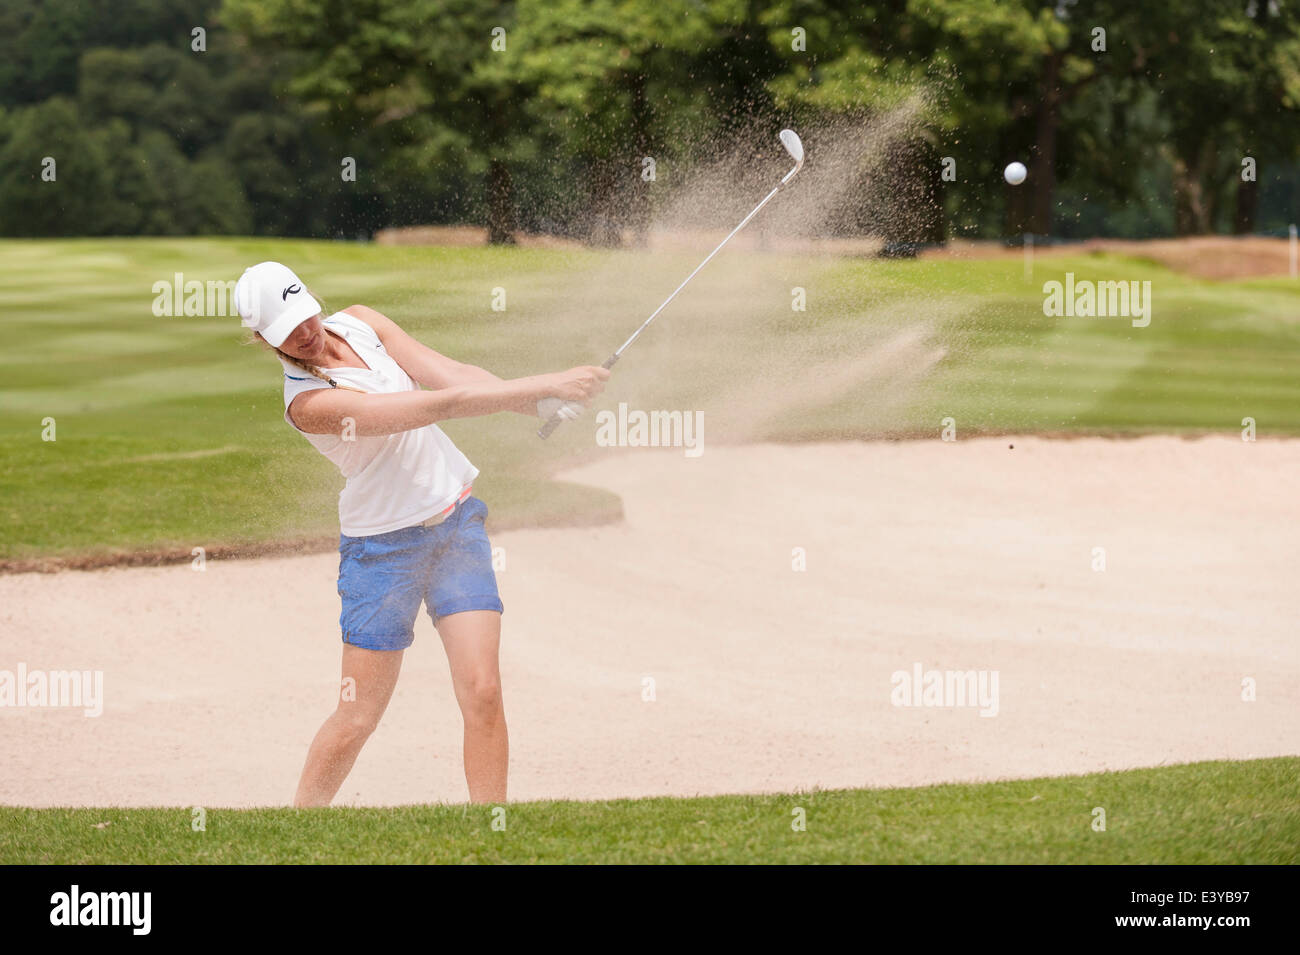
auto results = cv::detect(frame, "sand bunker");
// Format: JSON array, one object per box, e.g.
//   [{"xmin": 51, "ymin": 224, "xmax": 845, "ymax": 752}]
[{"xmin": 1, "ymin": 436, "xmax": 1296, "ymax": 807}]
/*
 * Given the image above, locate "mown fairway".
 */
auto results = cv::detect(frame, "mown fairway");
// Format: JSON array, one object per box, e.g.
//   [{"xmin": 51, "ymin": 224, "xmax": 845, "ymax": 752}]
[
  {"xmin": 1, "ymin": 758, "xmax": 1294, "ymax": 864},
  {"xmin": 3, "ymin": 238, "xmax": 1298, "ymax": 561}
]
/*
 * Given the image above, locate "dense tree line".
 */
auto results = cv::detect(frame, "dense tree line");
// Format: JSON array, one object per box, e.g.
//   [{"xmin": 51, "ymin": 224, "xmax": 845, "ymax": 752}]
[{"xmin": 1, "ymin": 0, "xmax": 1297, "ymax": 242}]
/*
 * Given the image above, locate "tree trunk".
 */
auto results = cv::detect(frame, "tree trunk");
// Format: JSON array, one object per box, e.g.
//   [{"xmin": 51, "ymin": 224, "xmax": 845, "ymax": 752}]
[
  {"xmin": 628, "ymin": 71, "xmax": 651, "ymax": 247},
  {"xmin": 922, "ymin": 139, "xmax": 947, "ymax": 244},
  {"xmin": 1027, "ymin": 52, "xmax": 1062, "ymax": 236},
  {"xmin": 586, "ymin": 159, "xmax": 622, "ymax": 247},
  {"xmin": 1172, "ymin": 157, "xmax": 1200, "ymax": 235},
  {"xmin": 1172, "ymin": 143, "xmax": 1216, "ymax": 235},
  {"xmin": 1234, "ymin": 176, "xmax": 1258, "ymax": 234},
  {"xmin": 878, "ymin": 137, "xmax": 945, "ymax": 246},
  {"xmin": 487, "ymin": 159, "xmax": 515, "ymax": 245}
]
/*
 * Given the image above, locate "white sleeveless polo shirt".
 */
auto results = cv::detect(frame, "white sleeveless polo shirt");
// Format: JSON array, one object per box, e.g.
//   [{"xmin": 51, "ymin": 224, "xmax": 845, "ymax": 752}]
[{"xmin": 280, "ymin": 311, "xmax": 479, "ymax": 537}]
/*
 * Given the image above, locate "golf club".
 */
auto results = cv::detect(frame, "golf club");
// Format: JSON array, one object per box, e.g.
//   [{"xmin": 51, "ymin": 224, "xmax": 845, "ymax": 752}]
[{"xmin": 539, "ymin": 128, "xmax": 806, "ymax": 439}]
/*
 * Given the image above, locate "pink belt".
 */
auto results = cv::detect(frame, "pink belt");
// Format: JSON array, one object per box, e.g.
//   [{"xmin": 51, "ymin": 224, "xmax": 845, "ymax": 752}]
[{"xmin": 420, "ymin": 484, "xmax": 473, "ymax": 528}]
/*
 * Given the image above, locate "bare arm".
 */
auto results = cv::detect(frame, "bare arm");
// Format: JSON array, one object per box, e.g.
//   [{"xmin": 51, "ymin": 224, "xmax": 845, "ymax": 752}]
[
  {"xmin": 343, "ymin": 304, "xmax": 503, "ymax": 391},
  {"xmin": 288, "ymin": 368, "xmax": 608, "ymax": 437}
]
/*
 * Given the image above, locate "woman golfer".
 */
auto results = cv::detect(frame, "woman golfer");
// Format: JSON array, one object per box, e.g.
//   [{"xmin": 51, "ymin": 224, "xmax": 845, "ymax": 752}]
[{"xmin": 234, "ymin": 260, "xmax": 607, "ymax": 807}]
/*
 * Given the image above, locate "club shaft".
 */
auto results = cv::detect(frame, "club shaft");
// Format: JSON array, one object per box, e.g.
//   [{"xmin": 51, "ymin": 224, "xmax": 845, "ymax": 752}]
[
  {"xmin": 611, "ymin": 171, "xmax": 794, "ymax": 360},
  {"xmin": 540, "ymin": 155, "xmax": 801, "ymax": 438}
]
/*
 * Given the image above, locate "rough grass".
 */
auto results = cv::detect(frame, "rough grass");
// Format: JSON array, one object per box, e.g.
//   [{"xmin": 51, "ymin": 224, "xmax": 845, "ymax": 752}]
[{"xmin": 2, "ymin": 758, "xmax": 1295, "ymax": 864}]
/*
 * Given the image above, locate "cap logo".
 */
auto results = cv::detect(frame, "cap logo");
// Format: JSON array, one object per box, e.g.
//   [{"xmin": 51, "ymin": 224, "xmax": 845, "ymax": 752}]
[{"xmin": 282, "ymin": 283, "xmax": 302, "ymax": 301}]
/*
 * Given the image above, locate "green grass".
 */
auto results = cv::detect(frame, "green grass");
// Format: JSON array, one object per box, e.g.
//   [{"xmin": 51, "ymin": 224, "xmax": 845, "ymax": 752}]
[
  {"xmin": 2, "ymin": 758, "xmax": 1295, "ymax": 864},
  {"xmin": 3, "ymin": 238, "xmax": 1299, "ymax": 561}
]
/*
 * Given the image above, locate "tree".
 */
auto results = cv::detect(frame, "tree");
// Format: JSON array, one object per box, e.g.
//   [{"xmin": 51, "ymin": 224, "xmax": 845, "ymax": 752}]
[
  {"xmin": 222, "ymin": 0, "xmax": 537, "ymax": 243},
  {"xmin": 510, "ymin": 0, "xmax": 722, "ymax": 245},
  {"xmin": 761, "ymin": 1, "xmax": 945, "ymax": 243},
  {"xmin": 0, "ymin": 98, "xmax": 117, "ymax": 234},
  {"xmin": 1146, "ymin": 0, "xmax": 1300, "ymax": 234}
]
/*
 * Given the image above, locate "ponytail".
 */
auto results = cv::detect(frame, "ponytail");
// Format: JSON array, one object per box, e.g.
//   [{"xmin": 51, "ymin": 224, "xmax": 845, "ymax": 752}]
[{"xmin": 274, "ymin": 348, "xmax": 367, "ymax": 393}]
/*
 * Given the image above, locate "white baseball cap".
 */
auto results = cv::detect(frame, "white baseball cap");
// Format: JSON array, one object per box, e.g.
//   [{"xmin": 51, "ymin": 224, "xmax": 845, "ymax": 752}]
[{"xmin": 234, "ymin": 261, "xmax": 322, "ymax": 347}]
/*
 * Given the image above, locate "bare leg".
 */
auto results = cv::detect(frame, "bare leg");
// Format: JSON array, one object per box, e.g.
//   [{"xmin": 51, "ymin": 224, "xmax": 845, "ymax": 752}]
[
  {"xmin": 294, "ymin": 644, "xmax": 404, "ymax": 807},
  {"xmin": 436, "ymin": 610, "xmax": 507, "ymax": 803}
]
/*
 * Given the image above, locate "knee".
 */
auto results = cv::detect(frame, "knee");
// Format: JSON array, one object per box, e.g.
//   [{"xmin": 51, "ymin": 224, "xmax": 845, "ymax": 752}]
[
  {"xmin": 332, "ymin": 703, "xmax": 383, "ymax": 743},
  {"xmin": 459, "ymin": 675, "xmax": 504, "ymax": 727}
]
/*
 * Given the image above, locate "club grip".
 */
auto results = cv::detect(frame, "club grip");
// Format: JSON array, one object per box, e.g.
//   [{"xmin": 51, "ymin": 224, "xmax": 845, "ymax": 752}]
[
  {"xmin": 537, "ymin": 413, "xmax": 564, "ymax": 440},
  {"xmin": 537, "ymin": 354, "xmax": 620, "ymax": 440}
]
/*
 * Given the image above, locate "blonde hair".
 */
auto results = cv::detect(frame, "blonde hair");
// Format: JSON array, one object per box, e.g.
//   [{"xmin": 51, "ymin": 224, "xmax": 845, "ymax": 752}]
[{"xmin": 248, "ymin": 288, "xmax": 366, "ymax": 393}]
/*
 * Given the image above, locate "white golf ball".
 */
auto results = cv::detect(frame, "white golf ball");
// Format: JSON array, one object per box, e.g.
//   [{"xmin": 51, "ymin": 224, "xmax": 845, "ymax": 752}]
[{"xmin": 1004, "ymin": 162, "xmax": 1027, "ymax": 186}]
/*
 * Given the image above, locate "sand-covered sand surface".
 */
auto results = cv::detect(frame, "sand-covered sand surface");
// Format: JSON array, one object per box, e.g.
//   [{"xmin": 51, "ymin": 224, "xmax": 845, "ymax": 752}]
[{"xmin": 2, "ymin": 436, "xmax": 1295, "ymax": 806}]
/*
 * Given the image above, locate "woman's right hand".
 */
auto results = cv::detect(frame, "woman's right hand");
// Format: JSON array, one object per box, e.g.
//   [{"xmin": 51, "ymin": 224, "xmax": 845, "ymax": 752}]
[{"xmin": 542, "ymin": 365, "xmax": 611, "ymax": 405}]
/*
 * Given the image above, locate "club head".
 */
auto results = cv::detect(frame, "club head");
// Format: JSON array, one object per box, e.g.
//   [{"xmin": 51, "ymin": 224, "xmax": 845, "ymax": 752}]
[{"xmin": 779, "ymin": 128, "xmax": 804, "ymax": 166}]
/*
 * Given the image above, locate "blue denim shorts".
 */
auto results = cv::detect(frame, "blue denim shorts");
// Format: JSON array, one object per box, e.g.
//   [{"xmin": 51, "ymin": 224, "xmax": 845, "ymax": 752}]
[{"xmin": 337, "ymin": 496, "xmax": 504, "ymax": 651}]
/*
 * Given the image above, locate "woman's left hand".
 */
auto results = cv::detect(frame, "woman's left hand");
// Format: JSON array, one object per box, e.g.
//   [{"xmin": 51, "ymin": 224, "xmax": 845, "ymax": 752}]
[{"xmin": 536, "ymin": 397, "xmax": 585, "ymax": 421}]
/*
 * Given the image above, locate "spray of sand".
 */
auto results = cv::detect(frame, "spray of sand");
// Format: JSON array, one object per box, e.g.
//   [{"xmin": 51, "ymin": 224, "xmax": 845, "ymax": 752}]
[
  {"xmin": 647, "ymin": 92, "xmax": 935, "ymax": 247},
  {"xmin": 542, "ymin": 91, "xmax": 953, "ymax": 440},
  {"xmin": 716, "ymin": 321, "xmax": 951, "ymax": 442}
]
